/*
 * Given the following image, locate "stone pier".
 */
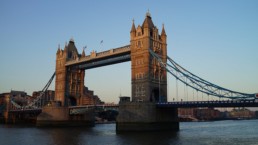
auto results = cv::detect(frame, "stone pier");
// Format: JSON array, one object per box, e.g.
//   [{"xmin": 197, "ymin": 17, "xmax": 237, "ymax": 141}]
[
  {"xmin": 116, "ymin": 102, "xmax": 179, "ymax": 132},
  {"xmin": 36, "ymin": 101, "xmax": 94, "ymax": 127}
]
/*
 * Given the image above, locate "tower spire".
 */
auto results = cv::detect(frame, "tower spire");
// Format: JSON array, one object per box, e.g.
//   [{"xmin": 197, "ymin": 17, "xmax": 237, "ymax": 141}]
[
  {"xmin": 70, "ymin": 37, "xmax": 74, "ymax": 43},
  {"xmin": 130, "ymin": 18, "xmax": 136, "ymax": 33},
  {"xmin": 81, "ymin": 46, "xmax": 86, "ymax": 57},
  {"xmin": 161, "ymin": 23, "xmax": 167, "ymax": 36},
  {"xmin": 57, "ymin": 44, "xmax": 61, "ymax": 54},
  {"xmin": 146, "ymin": 9, "xmax": 151, "ymax": 17},
  {"xmin": 64, "ymin": 41, "xmax": 68, "ymax": 51}
]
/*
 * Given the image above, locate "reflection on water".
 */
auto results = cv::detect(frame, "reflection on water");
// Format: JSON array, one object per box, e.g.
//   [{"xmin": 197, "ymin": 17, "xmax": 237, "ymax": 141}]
[
  {"xmin": 0, "ymin": 120, "xmax": 258, "ymax": 145},
  {"xmin": 45, "ymin": 127, "xmax": 92, "ymax": 145},
  {"xmin": 117, "ymin": 131, "xmax": 178, "ymax": 145}
]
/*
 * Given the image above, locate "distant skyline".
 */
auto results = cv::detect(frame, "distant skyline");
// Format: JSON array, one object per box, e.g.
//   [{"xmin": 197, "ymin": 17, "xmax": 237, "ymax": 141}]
[{"xmin": 1, "ymin": 0, "xmax": 257, "ymax": 103}]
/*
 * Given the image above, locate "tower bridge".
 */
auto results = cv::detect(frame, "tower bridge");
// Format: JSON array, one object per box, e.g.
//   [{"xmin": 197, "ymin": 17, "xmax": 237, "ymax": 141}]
[{"xmin": 3, "ymin": 12, "xmax": 257, "ymax": 131}]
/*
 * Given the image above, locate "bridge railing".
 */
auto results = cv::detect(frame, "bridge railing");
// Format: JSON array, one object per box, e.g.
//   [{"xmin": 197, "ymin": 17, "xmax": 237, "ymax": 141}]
[
  {"xmin": 113, "ymin": 45, "xmax": 130, "ymax": 53},
  {"xmin": 95, "ymin": 45, "xmax": 130, "ymax": 57},
  {"xmin": 96, "ymin": 50, "xmax": 112, "ymax": 57}
]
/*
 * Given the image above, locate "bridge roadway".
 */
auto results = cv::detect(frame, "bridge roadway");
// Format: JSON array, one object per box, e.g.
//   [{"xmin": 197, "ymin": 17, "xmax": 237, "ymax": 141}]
[
  {"xmin": 8, "ymin": 108, "xmax": 42, "ymax": 115},
  {"xmin": 8, "ymin": 104, "xmax": 119, "ymax": 115},
  {"xmin": 8, "ymin": 100, "xmax": 258, "ymax": 114},
  {"xmin": 69, "ymin": 104, "xmax": 119, "ymax": 115},
  {"xmin": 157, "ymin": 100, "xmax": 258, "ymax": 108}
]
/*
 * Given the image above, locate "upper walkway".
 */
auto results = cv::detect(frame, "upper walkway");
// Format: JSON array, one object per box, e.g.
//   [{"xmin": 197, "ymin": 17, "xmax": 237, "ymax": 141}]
[{"xmin": 65, "ymin": 45, "xmax": 131, "ymax": 69}]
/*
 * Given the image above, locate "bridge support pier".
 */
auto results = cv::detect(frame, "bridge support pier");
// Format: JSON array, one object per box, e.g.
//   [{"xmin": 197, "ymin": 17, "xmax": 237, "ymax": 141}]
[
  {"xmin": 3, "ymin": 111, "xmax": 12, "ymax": 124},
  {"xmin": 116, "ymin": 102, "xmax": 179, "ymax": 132},
  {"xmin": 36, "ymin": 101, "xmax": 94, "ymax": 127}
]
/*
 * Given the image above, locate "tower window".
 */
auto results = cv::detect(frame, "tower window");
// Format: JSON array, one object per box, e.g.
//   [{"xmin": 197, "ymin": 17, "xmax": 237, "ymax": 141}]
[
  {"xmin": 137, "ymin": 41, "xmax": 141, "ymax": 48},
  {"xmin": 150, "ymin": 31, "xmax": 153, "ymax": 37}
]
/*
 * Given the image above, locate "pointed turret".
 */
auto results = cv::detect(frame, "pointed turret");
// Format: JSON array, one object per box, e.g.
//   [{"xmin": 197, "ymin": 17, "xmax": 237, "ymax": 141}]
[
  {"xmin": 130, "ymin": 19, "xmax": 136, "ymax": 33},
  {"xmin": 56, "ymin": 44, "xmax": 61, "ymax": 54},
  {"xmin": 161, "ymin": 24, "xmax": 167, "ymax": 36},
  {"xmin": 161, "ymin": 24, "xmax": 167, "ymax": 44},
  {"xmin": 64, "ymin": 42, "xmax": 68, "ymax": 52},
  {"xmin": 81, "ymin": 48, "xmax": 85, "ymax": 57},
  {"xmin": 130, "ymin": 19, "xmax": 136, "ymax": 39}
]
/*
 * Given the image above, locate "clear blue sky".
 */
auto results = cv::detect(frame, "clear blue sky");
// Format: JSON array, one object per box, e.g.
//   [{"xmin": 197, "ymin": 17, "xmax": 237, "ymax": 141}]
[{"xmin": 1, "ymin": 0, "xmax": 257, "ymax": 103}]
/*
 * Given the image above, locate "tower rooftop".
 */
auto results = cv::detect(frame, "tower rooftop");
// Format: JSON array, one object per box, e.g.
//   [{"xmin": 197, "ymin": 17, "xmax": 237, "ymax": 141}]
[{"xmin": 142, "ymin": 11, "xmax": 154, "ymax": 28}]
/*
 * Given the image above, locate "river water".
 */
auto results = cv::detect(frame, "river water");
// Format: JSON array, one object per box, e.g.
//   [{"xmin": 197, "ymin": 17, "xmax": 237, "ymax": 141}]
[{"xmin": 0, "ymin": 120, "xmax": 258, "ymax": 145}]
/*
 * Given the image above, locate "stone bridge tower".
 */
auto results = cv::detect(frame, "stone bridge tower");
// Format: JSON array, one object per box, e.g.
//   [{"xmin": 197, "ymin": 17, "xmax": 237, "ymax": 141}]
[
  {"xmin": 117, "ymin": 12, "xmax": 178, "ymax": 132},
  {"xmin": 37, "ymin": 39, "xmax": 96, "ymax": 127},
  {"xmin": 55, "ymin": 39, "xmax": 85, "ymax": 106},
  {"xmin": 130, "ymin": 11, "xmax": 167, "ymax": 102}
]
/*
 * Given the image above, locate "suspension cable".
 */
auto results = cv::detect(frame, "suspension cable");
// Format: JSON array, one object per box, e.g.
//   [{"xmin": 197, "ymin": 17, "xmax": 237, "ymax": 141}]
[
  {"xmin": 176, "ymin": 79, "xmax": 178, "ymax": 101},
  {"xmin": 10, "ymin": 72, "xmax": 56, "ymax": 109},
  {"xmin": 149, "ymin": 49, "xmax": 255, "ymax": 100},
  {"xmin": 197, "ymin": 90, "xmax": 199, "ymax": 101},
  {"xmin": 184, "ymin": 81, "xmax": 186, "ymax": 102},
  {"xmin": 192, "ymin": 89, "xmax": 194, "ymax": 101}
]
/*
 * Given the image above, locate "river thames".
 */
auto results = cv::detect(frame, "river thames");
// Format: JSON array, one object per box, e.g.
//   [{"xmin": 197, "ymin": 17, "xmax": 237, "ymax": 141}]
[{"xmin": 1, "ymin": 120, "xmax": 257, "ymax": 145}]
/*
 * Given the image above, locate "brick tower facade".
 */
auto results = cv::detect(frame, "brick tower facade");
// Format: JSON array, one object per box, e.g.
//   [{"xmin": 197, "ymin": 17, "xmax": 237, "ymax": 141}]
[{"xmin": 130, "ymin": 12, "xmax": 167, "ymax": 102}]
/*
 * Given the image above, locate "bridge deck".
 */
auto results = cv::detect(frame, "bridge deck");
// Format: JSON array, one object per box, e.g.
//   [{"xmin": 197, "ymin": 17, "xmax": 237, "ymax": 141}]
[
  {"xmin": 157, "ymin": 100, "xmax": 258, "ymax": 108},
  {"xmin": 9, "ymin": 108, "xmax": 42, "ymax": 113},
  {"xmin": 8, "ymin": 100, "xmax": 258, "ymax": 113}
]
